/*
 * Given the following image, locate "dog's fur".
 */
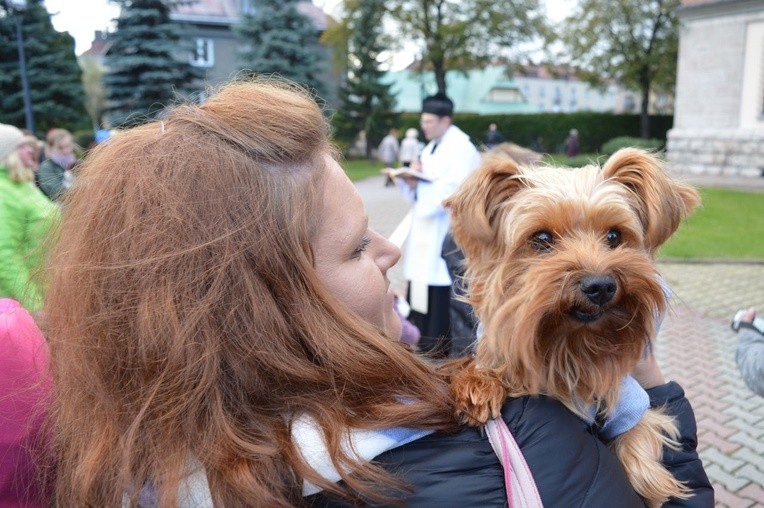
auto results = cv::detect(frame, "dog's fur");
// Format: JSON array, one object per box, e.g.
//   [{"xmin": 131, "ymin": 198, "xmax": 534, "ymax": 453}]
[{"xmin": 444, "ymin": 148, "xmax": 700, "ymax": 507}]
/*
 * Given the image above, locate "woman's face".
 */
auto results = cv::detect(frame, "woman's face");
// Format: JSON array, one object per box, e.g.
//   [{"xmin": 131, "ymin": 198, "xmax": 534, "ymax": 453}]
[
  {"xmin": 52, "ymin": 135, "xmax": 73, "ymax": 156},
  {"xmin": 313, "ymin": 158, "xmax": 402, "ymax": 340},
  {"xmin": 16, "ymin": 142, "xmax": 36, "ymax": 169}
]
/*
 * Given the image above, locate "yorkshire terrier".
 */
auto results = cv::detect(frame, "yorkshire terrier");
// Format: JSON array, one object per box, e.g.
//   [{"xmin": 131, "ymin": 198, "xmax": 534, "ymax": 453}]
[{"xmin": 444, "ymin": 148, "xmax": 700, "ymax": 507}]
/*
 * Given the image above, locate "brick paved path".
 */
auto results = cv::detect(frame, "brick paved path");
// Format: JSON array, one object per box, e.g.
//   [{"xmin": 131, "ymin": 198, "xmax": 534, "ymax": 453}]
[
  {"xmin": 356, "ymin": 174, "xmax": 764, "ymax": 507},
  {"xmin": 658, "ymin": 262, "xmax": 764, "ymax": 507}
]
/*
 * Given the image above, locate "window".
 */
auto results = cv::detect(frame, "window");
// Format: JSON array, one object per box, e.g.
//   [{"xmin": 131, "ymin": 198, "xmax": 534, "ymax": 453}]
[
  {"xmin": 487, "ymin": 88, "xmax": 522, "ymax": 102},
  {"xmin": 740, "ymin": 21, "xmax": 764, "ymax": 125},
  {"xmin": 190, "ymin": 38, "xmax": 214, "ymax": 68},
  {"xmin": 241, "ymin": 0, "xmax": 255, "ymax": 14},
  {"xmin": 552, "ymin": 86, "xmax": 561, "ymax": 106}
]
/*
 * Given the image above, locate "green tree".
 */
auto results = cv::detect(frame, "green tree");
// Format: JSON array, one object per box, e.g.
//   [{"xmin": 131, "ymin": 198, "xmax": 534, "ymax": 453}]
[
  {"xmin": 0, "ymin": 0, "xmax": 88, "ymax": 134},
  {"xmin": 323, "ymin": 0, "xmax": 397, "ymax": 157},
  {"xmin": 235, "ymin": 0, "xmax": 328, "ymax": 100},
  {"xmin": 557, "ymin": 0, "xmax": 680, "ymax": 139},
  {"xmin": 105, "ymin": 0, "xmax": 200, "ymax": 127},
  {"xmin": 388, "ymin": 0, "xmax": 545, "ymax": 94}
]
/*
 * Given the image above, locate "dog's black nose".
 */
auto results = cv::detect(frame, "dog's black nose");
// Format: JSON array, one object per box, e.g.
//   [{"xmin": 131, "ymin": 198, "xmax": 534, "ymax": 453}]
[{"xmin": 580, "ymin": 275, "xmax": 617, "ymax": 306}]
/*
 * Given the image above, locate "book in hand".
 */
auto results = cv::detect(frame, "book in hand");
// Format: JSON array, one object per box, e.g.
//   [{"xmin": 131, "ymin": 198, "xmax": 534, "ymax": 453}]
[{"xmin": 381, "ymin": 167, "xmax": 433, "ymax": 182}]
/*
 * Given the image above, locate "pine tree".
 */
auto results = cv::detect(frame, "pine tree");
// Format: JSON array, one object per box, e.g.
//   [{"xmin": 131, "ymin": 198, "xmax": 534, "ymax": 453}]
[
  {"xmin": 0, "ymin": 0, "xmax": 88, "ymax": 135},
  {"xmin": 105, "ymin": 0, "xmax": 200, "ymax": 127},
  {"xmin": 235, "ymin": 0, "xmax": 328, "ymax": 100},
  {"xmin": 327, "ymin": 0, "xmax": 397, "ymax": 157}
]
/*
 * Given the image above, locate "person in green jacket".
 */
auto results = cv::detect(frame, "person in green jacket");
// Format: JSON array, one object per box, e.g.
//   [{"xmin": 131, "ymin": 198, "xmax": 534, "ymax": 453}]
[{"xmin": 0, "ymin": 123, "xmax": 60, "ymax": 312}]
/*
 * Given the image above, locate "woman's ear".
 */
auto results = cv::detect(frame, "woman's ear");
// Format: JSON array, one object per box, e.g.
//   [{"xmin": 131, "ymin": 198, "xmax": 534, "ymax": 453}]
[
  {"xmin": 602, "ymin": 148, "xmax": 700, "ymax": 253},
  {"xmin": 444, "ymin": 154, "xmax": 523, "ymax": 258}
]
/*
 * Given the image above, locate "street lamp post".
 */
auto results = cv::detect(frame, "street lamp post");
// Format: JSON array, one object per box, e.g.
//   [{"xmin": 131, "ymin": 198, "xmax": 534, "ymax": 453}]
[{"xmin": 8, "ymin": 0, "xmax": 35, "ymax": 135}]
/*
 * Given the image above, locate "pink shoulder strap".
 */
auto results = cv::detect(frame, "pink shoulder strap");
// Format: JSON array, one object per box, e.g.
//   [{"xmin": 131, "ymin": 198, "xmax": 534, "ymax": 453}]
[{"xmin": 485, "ymin": 417, "xmax": 544, "ymax": 508}]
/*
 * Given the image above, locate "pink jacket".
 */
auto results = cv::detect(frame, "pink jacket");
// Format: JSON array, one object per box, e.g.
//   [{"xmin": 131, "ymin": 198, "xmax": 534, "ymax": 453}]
[{"xmin": 0, "ymin": 298, "xmax": 50, "ymax": 507}]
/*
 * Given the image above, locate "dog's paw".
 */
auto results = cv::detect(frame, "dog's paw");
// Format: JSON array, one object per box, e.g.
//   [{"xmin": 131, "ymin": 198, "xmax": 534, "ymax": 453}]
[
  {"xmin": 451, "ymin": 364, "xmax": 507, "ymax": 427},
  {"xmin": 612, "ymin": 409, "xmax": 691, "ymax": 507}
]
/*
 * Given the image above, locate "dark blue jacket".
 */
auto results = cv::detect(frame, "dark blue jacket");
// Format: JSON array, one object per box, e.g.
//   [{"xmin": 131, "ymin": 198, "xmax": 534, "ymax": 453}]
[{"xmin": 309, "ymin": 382, "xmax": 713, "ymax": 507}]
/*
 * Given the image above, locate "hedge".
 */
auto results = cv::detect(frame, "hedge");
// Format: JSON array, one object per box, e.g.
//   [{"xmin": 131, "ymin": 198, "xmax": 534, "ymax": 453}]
[
  {"xmin": 394, "ymin": 112, "xmax": 673, "ymax": 154},
  {"xmin": 600, "ymin": 136, "xmax": 664, "ymax": 155}
]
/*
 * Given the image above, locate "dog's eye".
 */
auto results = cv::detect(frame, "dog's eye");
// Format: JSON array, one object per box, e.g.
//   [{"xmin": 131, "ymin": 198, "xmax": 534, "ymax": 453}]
[
  {"xmin": 606, "ymin": 229, "xmax": 621, "ymax": 249},
  {"xmin": 530, "ymin": 231, "xmax": 555, "ymax": 252}
]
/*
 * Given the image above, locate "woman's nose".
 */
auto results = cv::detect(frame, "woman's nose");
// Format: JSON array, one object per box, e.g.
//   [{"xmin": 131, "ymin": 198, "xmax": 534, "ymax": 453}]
[{"xmin": 373, "ymin": 230, "xmax": 401, "ymax": 272}]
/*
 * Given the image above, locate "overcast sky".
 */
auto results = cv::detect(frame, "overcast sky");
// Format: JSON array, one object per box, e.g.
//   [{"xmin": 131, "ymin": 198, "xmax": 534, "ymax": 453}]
[{"xmin": 45, "ymin": 0, "xmax": 571, "ymax": 62}]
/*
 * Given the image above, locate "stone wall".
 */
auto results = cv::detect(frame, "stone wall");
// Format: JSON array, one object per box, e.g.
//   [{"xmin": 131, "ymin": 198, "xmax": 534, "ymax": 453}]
[
  {"xmin": 667, "ymin": 129, "xmax": 764, "ymax": 177},
  {"xmin": 668, "ymin": 0, "xmax": 764, "ymax": 177}
]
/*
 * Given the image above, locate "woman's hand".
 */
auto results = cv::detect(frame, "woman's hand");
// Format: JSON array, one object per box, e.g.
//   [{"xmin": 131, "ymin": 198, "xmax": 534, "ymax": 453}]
[
  {"xmin": 632, "ymin": 344, "xmax": 666, "ymax": 389},
  {"xmin": 739, "ymin": 307, "xmax": 756, "ymax": 324}
]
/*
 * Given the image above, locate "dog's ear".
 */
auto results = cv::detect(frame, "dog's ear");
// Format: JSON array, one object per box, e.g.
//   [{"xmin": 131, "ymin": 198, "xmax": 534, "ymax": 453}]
[
  {"xmin": 444, "ymin": 154, "xmax": 523, "ymax": 249},
  {"xmin": 602, "ymin": 148, "xmax": 700, "ymax": 252}
]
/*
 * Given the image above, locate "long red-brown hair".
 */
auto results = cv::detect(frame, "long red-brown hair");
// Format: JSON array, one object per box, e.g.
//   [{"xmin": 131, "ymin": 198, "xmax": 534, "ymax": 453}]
[{"xmin": 44, "ymin": 80, "xmax": 455, "ymax": 506}]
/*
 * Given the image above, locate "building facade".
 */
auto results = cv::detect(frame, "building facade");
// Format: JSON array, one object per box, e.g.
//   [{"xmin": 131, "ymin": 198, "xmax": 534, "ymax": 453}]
[
  {"xmin": 667, "ymin": 0, "xmax": 764, "ymax": 176},
  {"xmin": 385, "ymin": 65, "xmax": 649, "ymax": 115},
  {"xmin": 172, "ymin": 0, "xmax": 332, "ymax": 92},
  {"xmin": 83, "ymin": 1, "xmax": 336, "ymax": 103},
  {"xmin": 512, "ymin": 65, "xmax": 647, "ymax": 114}
]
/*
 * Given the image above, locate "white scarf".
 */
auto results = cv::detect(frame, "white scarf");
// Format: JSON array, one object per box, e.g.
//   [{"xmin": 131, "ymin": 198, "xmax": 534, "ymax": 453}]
[{"xmin": 291, "ymin": 415, "xmax": 434, "ymax": 496}]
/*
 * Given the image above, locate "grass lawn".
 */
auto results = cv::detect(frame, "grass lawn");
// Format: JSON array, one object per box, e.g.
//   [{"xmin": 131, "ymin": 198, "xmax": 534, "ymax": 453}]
[
  {"xmin": 341, "ymin": 158, "xmax": 385, "ymax": 182},
  {"xmin": 342, "ymin": 158, "xmax": 764, "ymax": 260},
  {"xmin": 542, "ymin": 155, "xmax": 764, "ymax": 259},
  {"xmin": 659, "ymin": 187, "xmax": 764, "ymax": 260},
  {"xmin": 543, "ymin": 153, "xmax": 605, "ymax": 168}
]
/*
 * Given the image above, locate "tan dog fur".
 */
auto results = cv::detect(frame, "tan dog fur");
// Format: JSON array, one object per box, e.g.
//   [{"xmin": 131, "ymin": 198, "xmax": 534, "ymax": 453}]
[{"xmin": 444, "ymin": 148, "xmax": 700, "ymax": 507}]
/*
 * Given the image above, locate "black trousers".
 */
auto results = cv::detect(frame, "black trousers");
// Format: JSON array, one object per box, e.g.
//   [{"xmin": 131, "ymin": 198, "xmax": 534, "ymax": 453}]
[{"xmin": 407, "ymin": 284, "xmax": 451, "ymax": 357}]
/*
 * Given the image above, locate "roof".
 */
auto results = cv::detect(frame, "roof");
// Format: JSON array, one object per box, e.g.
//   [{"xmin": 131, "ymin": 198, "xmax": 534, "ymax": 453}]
[
  {"xmin": 677, "ymin": 0, "xmax": 764, "ymax": 19},
  {"xmin": 80, "ymin": 30, "xmax": 112, "ymax": 59},
  {"xmin": 173, "ymin": 0, "xmax": 239, "ymax": 18},
  {"xmin": 171, "ymin": 0, "xmax": 327, "ymax": 30},
  {"xmin": 513, "ymin": 64, "xmax": 581, "ymax": 81}
]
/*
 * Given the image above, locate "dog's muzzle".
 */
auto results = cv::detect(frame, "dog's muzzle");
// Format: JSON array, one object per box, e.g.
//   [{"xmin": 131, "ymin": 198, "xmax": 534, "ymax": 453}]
[{"xmin": 570, "ymin": 275, "xmax": 617, "ymax": 322}]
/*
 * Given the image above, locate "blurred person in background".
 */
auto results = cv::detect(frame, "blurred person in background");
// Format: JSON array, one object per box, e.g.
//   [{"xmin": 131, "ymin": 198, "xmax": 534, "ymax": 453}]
[
  {"xmin": 0, "ymin": 123, "xmax": 60, "ymax": 313},
  {"xmin": 733, "ymin": 307, "xmax": 764, "ymax": 397},
  {"xmin": 398, "ymin": 128, "xmax": 421, "ymax": 168},
  {"xmin": 564, "ymin": 128, "xmax": 580, "ymax": 157},
  {"xmin": 377, "ymin": 128, "xmax": 400, "ymax": 168},
  {"xmin": 396, "ymin": 93, "xmax": 481, "ymax": 356},
  {"xmin": 0, "ymin": 298, "xmax": 50, "ymax": 507},
  {"xmin": 39, "ymin": 128, "xmax": 76, "ymax": 200}
]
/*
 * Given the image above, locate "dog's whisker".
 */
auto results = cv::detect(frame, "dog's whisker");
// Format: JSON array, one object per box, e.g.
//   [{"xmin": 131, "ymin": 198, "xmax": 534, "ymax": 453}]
[{"xmin": 616, "ymin": 308, "xmax": 640, "ymax": 332}]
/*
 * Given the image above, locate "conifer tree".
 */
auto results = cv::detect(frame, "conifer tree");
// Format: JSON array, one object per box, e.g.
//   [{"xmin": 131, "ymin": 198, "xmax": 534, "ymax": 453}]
[
  {"xmin": 105, "ymin": 0, "xmax": 200, "ymax": 127},
  {"xmin": 0, "ymin": 0, "xmax": 88, "ymax": 134},
  {"xmin": 235, "ymin": 0, "xmax": 328, "ymax": 100},
  {"xmin": 325, "ymin": 0, "xmax": 397, "ymax": 157}
]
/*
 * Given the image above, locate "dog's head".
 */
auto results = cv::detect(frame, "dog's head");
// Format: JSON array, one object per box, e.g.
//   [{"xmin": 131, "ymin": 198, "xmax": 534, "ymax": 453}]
[{"xmin": 444, "ymin": 148, "xmax": 700, "ymax": 406}]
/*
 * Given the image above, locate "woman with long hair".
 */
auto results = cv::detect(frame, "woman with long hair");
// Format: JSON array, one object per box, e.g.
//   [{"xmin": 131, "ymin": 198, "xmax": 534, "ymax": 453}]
[
  {"xmin": 44, "ymin": 80, "xmax": 455, "ymax": 506},
  {"xmin": 44, "ymin": 81, "xmax": 711, "ymax": 507}
]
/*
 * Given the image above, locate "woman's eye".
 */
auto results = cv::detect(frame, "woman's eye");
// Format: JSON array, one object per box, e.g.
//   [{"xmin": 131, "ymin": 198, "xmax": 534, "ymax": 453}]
[
  {"xmin": 530, "ymin": 231, "xmax": 555, "ymax": 252},
  {"xmin": 606, "ymin": 229, "xmax": 621, "ymax": 249},
  {"xmin": 352, "ymin": 237, "xmax": 371, "ymax": 258}
]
